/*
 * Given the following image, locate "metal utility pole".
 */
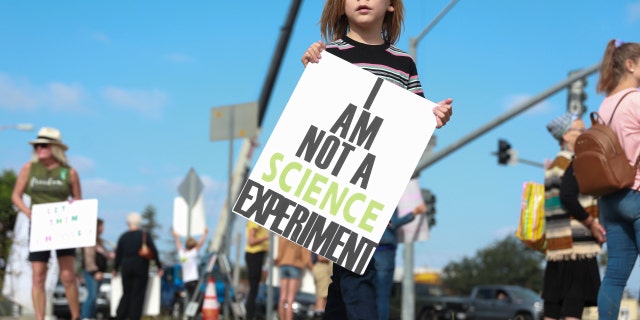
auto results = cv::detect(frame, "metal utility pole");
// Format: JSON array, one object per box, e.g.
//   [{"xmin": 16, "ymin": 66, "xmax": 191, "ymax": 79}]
[
  {"xmin": 412, "ymin": 63, "xmax": 601, "ymax": 175},
  {"xmin": 206, "ymin": 1, "xmax": 302, "ymax": 319},
  {"xmin": 404, "ymin": 2, "xmax": 459, "ymax": 320},
  {"xmin": 408, "ymin": 0, "xmax": 460, "ymax": 62}
]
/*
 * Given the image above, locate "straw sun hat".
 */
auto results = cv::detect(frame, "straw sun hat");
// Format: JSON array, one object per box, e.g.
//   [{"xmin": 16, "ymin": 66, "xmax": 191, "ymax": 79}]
[{"xmin": 29, "ymin": 127, "xmax": 68, "ymax": 151}]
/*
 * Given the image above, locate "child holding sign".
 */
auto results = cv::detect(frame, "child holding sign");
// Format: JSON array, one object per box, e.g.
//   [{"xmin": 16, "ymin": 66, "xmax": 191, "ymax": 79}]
[{"xmin": 302, "ymin": 0, "xmax": 453, "ymax": 319}]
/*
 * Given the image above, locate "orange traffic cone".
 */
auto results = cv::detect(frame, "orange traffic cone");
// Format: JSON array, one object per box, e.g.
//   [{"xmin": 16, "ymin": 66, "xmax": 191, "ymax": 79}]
[{"xmin": 202, "ymin": 276, "xmax": 220, "ymax": 320}]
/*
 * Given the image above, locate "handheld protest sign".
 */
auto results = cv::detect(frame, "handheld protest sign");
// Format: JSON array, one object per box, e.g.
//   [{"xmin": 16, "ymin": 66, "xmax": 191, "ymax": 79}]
[
  {"xmin": 233, "ymin": 52, "xmax": 436, "ymax": 274},
  {"xmin": 30, "ymin": 199, "xmax": 98, "ymax": 252}
]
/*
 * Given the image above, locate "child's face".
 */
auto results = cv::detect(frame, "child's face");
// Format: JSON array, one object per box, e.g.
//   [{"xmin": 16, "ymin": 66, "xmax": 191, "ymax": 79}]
[{"xmin": 344, "ymin": 0, "xmax": 394, "ymax": 31}]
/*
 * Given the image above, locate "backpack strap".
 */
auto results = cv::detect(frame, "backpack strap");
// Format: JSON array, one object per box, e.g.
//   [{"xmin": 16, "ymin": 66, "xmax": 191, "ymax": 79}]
[
  {"xmin": 606, "ymin": 89, "xmax": 638, "ymax": 126},
  {"xmin": 606, "ymin": 89, "xmax": 640, "ymax": 168}
]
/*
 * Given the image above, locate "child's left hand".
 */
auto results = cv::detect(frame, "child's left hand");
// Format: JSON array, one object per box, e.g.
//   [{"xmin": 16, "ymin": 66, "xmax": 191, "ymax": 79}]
[
  {"xmin": 433, "ymin": 98, "xmax": 453, "ymax": 128},
  {"xmin": 301, "ymin": 41, "xmax": 326, "ymax": 67}
]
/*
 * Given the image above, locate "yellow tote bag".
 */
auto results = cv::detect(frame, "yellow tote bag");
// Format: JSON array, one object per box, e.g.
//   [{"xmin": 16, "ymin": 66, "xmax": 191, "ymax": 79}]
[{"xmin": 515, "ymin": 181, "xmax": 546, "ymax": 252}]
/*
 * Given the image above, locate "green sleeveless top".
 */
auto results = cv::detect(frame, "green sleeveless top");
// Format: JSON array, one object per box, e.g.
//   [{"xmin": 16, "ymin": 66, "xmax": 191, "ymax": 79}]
[{"xmin": 26, "ymin": 162, "xmax": 73, "ymax": 206}]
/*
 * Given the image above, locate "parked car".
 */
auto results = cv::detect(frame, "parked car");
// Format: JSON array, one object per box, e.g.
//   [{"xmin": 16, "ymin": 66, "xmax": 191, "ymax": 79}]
[
  {"xmin": 52, "ymin": 273, "xmax": 112, "ymax": 320},
  {"xmin": 253, "ymin": 284, "xmax": 316, "ymax": 320},
  {"xmin": 422, "ymin": 284, "xmax": 544, "ymax": 320},
  {"xmin": 160, "ymin": 264, "xmax": 186, "ymax": 320},
  {"xmin": 388, "ymin": 282, "xmax": 448, "ymax": 320}
]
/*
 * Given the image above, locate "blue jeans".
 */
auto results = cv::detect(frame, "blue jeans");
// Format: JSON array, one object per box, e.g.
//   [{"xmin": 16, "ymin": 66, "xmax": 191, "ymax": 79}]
[
  {"xmin": 324, "ymin": 257, "xmax": 377, "ymax": 320},
  {"xmin": 597, "ymin": 188, "xmax": 640, "ymax": 319},
  {"xmin": 81, "ymin": 270, "xmax": 100, "ymax": 319},
  {"xmin": 374, "ymin": 247, "xmax": 396, "ymax": 320}
]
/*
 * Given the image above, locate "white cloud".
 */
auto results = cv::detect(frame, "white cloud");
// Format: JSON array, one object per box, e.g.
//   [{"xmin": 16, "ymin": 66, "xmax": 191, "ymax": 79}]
[
  {"xmin": 68, "ymin": 155, "xmax": 95, "ymax": 173},
  {"xmin": 0, "ymin": 73, "xmax": 88, "ymax": 112},
  {"xmin": 102, "ymin": 87, "xmax": 168, "ymax": 119},
  {"xmin": 83, "ymin": 178, "xmax": 146, "ymax": 198},
  {"xmin": 91, "ymin": 31, "xmax": 110, "ymax": 43},
  {"xmin": 165, "ymin": 53, "xmax": 192, "ymax": 63},
  {"xmin": 629, "ymin": 2, "xmax": 640, "ymax": 23},
  {"xmin": 47, "ymin": 82, "xmax": 88, "ymax": 111},
  {"xmin": 495, "ymin": 225, "xmax": 517, "ymax": 239},
  {"xmin": 0, "ymin": 73, "xmax": 38, "ymax": 111}
]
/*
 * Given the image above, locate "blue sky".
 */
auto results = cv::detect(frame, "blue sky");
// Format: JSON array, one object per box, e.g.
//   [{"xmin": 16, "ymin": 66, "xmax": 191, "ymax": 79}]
[{"xmin": 2, "ymin": 1, "xmax": 640, "ymax": 294}]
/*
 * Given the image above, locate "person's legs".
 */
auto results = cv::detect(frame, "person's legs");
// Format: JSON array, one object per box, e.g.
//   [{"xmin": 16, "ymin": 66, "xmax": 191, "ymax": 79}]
[
  {"xmin": 543, "ymin": 301, "xmax": 561, "ymax": 320},
  {"xmin": 278, "ymin": 277, "xmax": 292, "ymax": 320},
  {"xmin": 560, "ymin": 297, "xmax": 584, "ymax": 320},
  {"xmin": 323, "ymin": 264, "xmax": 347, "ymax": 320},
  {"xmin": 324, "ymin": 259, "xmax": 377, "ymax": 320},
  {"xmin": 598, "ymin": 190, "xmax": 640, "ymax": 319},
  {"xmin": 374, "ymin": 249, "xmax": 395, "ymax": 320},
  {"xmin": 284, "ymin": 275, "xmax": 301, "ymax": 320},
  {"xmin": 129, "ymin": 271, "xmax": 149, "ymax": 320},
  {"xmin": 245, "ymin": 251, "xmax": 265, "ymax": 320},
  {"xmin": 81, "ymin": 270, "xmax": 98, "ymax": 319},
  {"xmin": 58, "ymin": 254, "xmax": 80, "ymax": 319},
  {"xmin": 116, "ymin": 268, "xmax": 133, "ymax": 320},
  {"xmin": 185, "ymin": 281, "xmax": 198, "ymax": 302},
  {"xmin": 30, "ymin": 260, "xmax": 48, "ymax": 320},
  {"xmin": 312, "ymin": 262, "xmax": 331, "ymax": 314}
]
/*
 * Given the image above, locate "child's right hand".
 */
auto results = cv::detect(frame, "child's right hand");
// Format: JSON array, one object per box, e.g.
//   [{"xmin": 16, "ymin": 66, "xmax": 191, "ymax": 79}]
[{"xmin": 302, "ymin": 41, "xmax": 326, "ymax": 67}]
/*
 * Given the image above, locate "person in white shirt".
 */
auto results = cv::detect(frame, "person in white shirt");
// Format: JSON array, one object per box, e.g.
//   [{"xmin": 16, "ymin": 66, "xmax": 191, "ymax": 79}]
[{"xmin": 172, "ymin": 227, "xmax": 208, "ymax": 301}]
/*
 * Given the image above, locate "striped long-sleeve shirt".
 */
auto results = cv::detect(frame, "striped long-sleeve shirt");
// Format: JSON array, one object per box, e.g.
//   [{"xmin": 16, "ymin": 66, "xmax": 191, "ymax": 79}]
[{"xmin": 326, "ymin": 36, "xmax": 424, "ymax": 97}]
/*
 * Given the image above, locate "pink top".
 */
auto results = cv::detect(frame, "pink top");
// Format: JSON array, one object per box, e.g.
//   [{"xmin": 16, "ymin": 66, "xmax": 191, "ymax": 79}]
[{"xmin": 597, "ymin": 88, "xmax": 640, "ymax": 189}]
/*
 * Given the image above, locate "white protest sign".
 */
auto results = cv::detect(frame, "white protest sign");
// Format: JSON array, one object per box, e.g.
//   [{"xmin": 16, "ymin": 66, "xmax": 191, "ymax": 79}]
[
  {"xmin": 233, "ymin": 52, "xmax": 436, "ymax": 274},
  {"xmin": 397, "ymin": 178, "xmax": 429, "ymax": 242},
  {"xmin": 173, "ymin": 195, "xmax": 206, "ymax": 237},
  {"xmin": 29, "ymin": 199, "xmax": 98, "ymax": 252},
  {"xmin": 110, "ymin": 274, "xmax": 161, "ymax": 317}
]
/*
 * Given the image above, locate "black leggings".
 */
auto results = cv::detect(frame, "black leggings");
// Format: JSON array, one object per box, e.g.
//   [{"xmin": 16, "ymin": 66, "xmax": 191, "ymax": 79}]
[
  {"xmin": 244, "ymin": 251, "xmax": 266, "ymax": 320},
  {"xmin": 116, "ymin": 264, "xmax": 149, "ymax": 320}
]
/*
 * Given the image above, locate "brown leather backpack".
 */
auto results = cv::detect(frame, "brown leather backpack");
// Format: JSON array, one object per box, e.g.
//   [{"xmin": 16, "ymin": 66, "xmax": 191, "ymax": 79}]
[{"xmin": 573, "ymin": 90, "xmax": 639, "ymax": 197}]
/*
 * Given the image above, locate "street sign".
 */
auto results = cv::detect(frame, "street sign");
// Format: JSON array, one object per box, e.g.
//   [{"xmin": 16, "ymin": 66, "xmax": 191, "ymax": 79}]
[
  {"xmin": 209, "ymin": 102, "xmax": 258, "ymax": 141},
  {"xmin": 178, "ymin": 168, "xmax": 204, "ymax": 209}
]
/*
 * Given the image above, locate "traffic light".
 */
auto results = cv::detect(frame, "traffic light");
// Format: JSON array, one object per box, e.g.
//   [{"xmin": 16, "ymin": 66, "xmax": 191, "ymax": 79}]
[
  {"xmin": 567, "ymin": 71, "xmax": 587, "ymax": 116},
  {"xmin": 497, "ymin": 139, "xmax": 512, "ymax": 165},
  {"xmin": 421, "ymin": 188, "xmax": 436, "ymax": 229}
]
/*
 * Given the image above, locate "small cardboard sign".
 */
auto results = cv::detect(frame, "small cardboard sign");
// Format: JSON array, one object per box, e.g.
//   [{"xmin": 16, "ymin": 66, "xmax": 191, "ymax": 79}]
[{"xmin": 29, "ymin": 199, "xmax": 98, "ymax": 252}]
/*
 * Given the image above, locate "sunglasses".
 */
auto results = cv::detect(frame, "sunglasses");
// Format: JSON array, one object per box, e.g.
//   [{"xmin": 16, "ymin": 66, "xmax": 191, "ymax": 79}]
[{"xmin": 34, "ymin": 143, "xmax": 50, "ymax": 149}]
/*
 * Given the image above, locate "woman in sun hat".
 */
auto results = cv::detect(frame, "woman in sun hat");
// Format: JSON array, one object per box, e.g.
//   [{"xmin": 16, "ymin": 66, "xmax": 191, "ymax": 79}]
[{"xmin": 11, "ymin": 126, "xmax": 83, "ymax": 320}]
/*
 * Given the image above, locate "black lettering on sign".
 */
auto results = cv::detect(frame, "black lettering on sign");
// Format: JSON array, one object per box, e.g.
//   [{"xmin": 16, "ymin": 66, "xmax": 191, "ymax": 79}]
[
  {"xmin": 234, "ymin": 178, "xmax": 379, "ymax": 275},
  {"xmin": 350, "ymin": 153, "xmax": 376, "ymax": 190},
  {"xmin": 295, "ymin": 125, "xmax": 357, "ymax": 177}
]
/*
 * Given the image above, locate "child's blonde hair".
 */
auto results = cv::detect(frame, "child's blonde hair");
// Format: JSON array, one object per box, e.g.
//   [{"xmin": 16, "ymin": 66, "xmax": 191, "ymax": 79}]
[
  {"xmin": 186, "ymin": 237, "xmax": 197, "ymax": 250},
  {"xmin": 320, "ymin": 0, "xmax": 405, "ymax": 44}
]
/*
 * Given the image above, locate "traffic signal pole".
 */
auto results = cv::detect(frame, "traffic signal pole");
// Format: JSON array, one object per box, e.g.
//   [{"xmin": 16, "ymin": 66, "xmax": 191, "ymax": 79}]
[
  {"xmin": 405, "ymin": 2, "xmax": 459, "ymax": 319},
  {"xmin": 412, "ymin": 62, "xmax": 601, "ymax": 175},
  {"xmin": 205, "ymin": 2, "xmax": 302, "ymax": 319}
]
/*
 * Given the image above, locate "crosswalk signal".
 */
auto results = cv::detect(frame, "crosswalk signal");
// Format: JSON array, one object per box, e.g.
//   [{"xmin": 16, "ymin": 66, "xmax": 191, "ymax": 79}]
[
  {"xmin": 567, "ymin": 71, "xmax": 587, "ymax": 116},
  {"xmin": 421, "ymin": 188, "xmax": 436, "ymax": 229},
  {"xmin": 498, "ymin": 139, "xmax": 512, "ymax": 165}
]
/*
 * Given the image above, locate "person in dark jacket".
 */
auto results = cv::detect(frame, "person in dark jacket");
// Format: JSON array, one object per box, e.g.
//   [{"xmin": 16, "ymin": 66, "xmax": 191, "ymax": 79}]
[
  {"xmin": 82, "ymin": 218, "xmax": 114, "ymax": 319},
  {"xmin": 113, "ymin": 212, "xmax": 163, "ymax": 320},
  {"xmin": 374, "ymin": 203, "xmax": 426, "ymax": 320}
]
